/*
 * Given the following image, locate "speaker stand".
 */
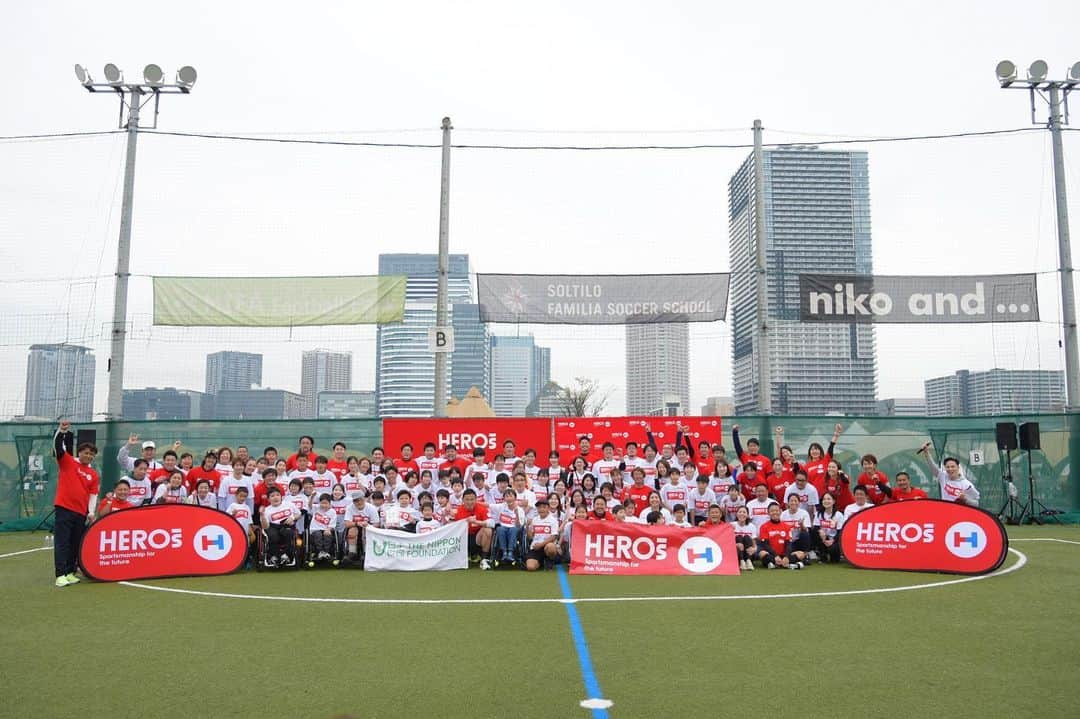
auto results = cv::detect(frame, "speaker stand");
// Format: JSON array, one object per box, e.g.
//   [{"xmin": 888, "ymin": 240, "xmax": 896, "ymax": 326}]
[
  {"xmin": 995, "ymin": 449, "xmax": 1023, "ymax": 525},
  {"xmin": 1017, "ymin": 450, "xmax": 1060, "ymax": 525}
]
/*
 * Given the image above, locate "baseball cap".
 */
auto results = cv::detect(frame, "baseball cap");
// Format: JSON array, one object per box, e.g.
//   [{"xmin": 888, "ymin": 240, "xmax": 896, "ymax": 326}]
[{"xmin": 142, "ymin": 441, "xmax": 156, "ymax": 449}]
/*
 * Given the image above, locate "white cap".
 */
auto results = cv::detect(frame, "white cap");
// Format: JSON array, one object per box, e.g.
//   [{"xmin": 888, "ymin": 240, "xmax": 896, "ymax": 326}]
[{"xmin": 142, "ymin": 441, "xmax": 156, "ymax": 449}]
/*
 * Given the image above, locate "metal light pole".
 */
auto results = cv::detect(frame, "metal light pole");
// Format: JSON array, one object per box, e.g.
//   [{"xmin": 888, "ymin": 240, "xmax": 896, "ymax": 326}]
[
  {"xmin": 752, "ymin": 119, "xmax": 772, "ymax": 414},
  {"xmin": 75, "ymin": 63, "xmax": 197, "ymax": 420},
  {"xmin": 433, "ymin": 116, "xmax": 452, "ymax": 417},
  {"xmin": 995, "ymin": 60, "xmax": 1080, "ymax": 409}
]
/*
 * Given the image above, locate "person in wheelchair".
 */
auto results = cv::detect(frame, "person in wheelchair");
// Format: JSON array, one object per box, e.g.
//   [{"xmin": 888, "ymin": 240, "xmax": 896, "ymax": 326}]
[
  {"xmin": 524, "ymin": 497, "xmax": 561, "ymax": 571},
  {"xmin": 487, "ymin": 488, "xmax": 526, "ymax": 567},
  {"xmin": 308, "ymin": 493, "xmax": 339, "ymax": 562},
  {"xmin": 261, "ymin": 487, "xmax": 300, "ymax": 567}
]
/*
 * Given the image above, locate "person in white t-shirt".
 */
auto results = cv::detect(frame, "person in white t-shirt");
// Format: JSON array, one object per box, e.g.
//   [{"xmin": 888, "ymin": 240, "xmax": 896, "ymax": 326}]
[
  {"xmin": 721, "ymin": 484, "xmax": 746, "ymax": 523},
  {"xmin": 219, "ymin": 458, "xmax": 254, "ymax": 512},
  {"xmin": 729, "ymin": 505, "xmax": 759, "ymax": 571},
  {"xmin": 638, "ymin": 491, "xmax": 672, "ymax": 524},
  {"xmin": 525, "ymin": 500, "xmax": 562, "ymax": 570},
  {"xmin": 659, "ymin": 472, "xmax": 689, "ymax": 513},
  {"xmin": 308, "ymin": 494, "xmax": 339, "ymax": 561},
  {"xmin": 123, "ymin": 459, "xmax": 153, "ymax": 507},
  {"xmin": 344, "ymin": 492, "xmax": 380, "ymax": 560},
  {"xmin": 843, "ymin": 485, "xmax": 874, "ymax": 520},
  {"xmin": 488, "ymin": 489, "xmax": 526, "ymax": 566},
  {"xmin": 415, "ymin": 503, "xmax": 442, "ymax": 534},
  {"xmin": 620, "ymin": 441, "xmax": 648, "ymax": 485},
  {"xmin": 510, "ymin": 474, "xmax": 537, "ymax": 516},
  {"xmin": 815, "ymin": 492, "xmax": 844, "ymax": 563},
  {"xmin": 186, "ymin": 479, "xmax": 217, "ymax": 508},
  {"xmin": 669, "ymin": 504, "xmax": 693, "ymax": 528},
  {"xmin": 780, "ymin": 493, "xmax": 814, "ymax": 560},
  {"xmin": 384, "ymin": 489, "xmax": 421, "ymax": 531},
  {"xmin": 919, "ymin": 442, "xmax": 980, "ymax": 506},
  {"xmin": 744, "ymin": 483, "xmax": 776, "ymax": 528},
  {"xmin": 310, "ymin": 456, "xmax": 336, "ymax": 497},
  {"xmin": 261, "ymin": 487, "xmax": 299, "ymax": 567},
  {"xmin": 687, "ymin": 476, "xmax": 716, "ymax": 526},
  {"xmin": 590, "ymin": 443, "xmax": 620, "ymax": 488},
  {"xmin": 227, "ymin": 486, "xmax": 256, "ymax": 563},
  {"xmin": 783, "ymin": 472, "xmax": 820, "ymax": 523},
  {"xmin": 153, "ymin": 470, "xmax": 188, "ymax": 504}
]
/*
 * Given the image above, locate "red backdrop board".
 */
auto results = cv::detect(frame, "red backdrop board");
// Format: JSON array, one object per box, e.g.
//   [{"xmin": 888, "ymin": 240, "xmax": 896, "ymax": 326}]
[
  {"xmin": 382, "ymin": 418, "xmax": 552, "ymax": 460},
  {"xmin": 554, "ymin": 416, "xmax": 722, "ymax": 465},
  {"xmin": 569, "ymin": 519, "xmax": 739, "ymax": 576},
  {"xmin": 79, "ymin": 504, "xmax": 248, "ymax": 582},
  {"xmin": 839, "ymin": 500, "xmax": 1008, "ymax": 575}
]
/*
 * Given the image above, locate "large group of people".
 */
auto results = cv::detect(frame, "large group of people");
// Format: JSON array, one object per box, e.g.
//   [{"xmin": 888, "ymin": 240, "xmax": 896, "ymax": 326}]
[{"xmin": 50, "ymin": 419, "xmax": 980, "ymax": 585}]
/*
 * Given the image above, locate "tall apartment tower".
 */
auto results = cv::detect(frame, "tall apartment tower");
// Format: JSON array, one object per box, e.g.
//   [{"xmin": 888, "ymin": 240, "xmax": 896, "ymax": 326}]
[
  {"xmin": 24, "ymin": 343, "xmax": 96, "ymax": 421},
  {"xmin": 728, "ymin": 147, "xmax": 878, "ymax": 415},
  {"xmin": 205, "ymin": 351, "xmax": 263, "ymax": 395},
  {"xmin": 301, "ymin": 349, "xmax": 352, "ymax": 419},
  {"xmin": 625, "ymin": 324, "xmax": 690, "ymax": 415}
]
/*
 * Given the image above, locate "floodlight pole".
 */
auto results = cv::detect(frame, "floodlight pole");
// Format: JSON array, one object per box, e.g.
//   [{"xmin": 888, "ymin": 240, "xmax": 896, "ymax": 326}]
[
  {"xmin": 752, "ymin": 119, "xmax": 772, "ymax": 414},
  {"xmin": 1046, "ymin": 85, "xmax": 1079, "ymax": 409},
  {"xmin": 434, "ymin": 116, "xmax": 452, "ymax": 418},
  {"xmin": 107, "ymin": 90, "xmax": 141, "ymax": 421}
]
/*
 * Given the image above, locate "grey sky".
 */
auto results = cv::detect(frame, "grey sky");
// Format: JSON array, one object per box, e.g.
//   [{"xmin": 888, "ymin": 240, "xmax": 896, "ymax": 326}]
[{"xmin": 1, "ymin": 1, "xmax": 1077, "ymax": 418}]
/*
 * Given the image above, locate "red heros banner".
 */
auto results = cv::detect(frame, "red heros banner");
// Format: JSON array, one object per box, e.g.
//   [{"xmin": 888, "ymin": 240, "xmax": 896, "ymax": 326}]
[
  {"xmin": 554, "ymin": 416, "xmax": 723, "ymax": 465},
  {"xmin": 840, "ymin": 500, "xmax": 1008, "ymax": 575},
  {"xmin": 79, "ymin": 505, "xmax": 248, "ymax": 582},
  {"xmin": 382, "ymin": 418, "xmax": 553, "ymax": 460},
  {"xmin": 570, "ymin": 519, "xmax": 739, "ymax": 576}
]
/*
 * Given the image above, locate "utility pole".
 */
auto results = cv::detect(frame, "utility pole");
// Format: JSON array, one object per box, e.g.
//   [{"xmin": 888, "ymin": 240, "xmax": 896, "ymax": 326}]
[
  {"xmin": 75, "ymin": 63, "xmax": 197, "ymax": 420},
  {"xmin": 434, "ymin": 117, "xmax": 452, "ymax": 417},
  {"xmin": 752, "ymin": 119, "xmax": 772, "ymax": 414}
]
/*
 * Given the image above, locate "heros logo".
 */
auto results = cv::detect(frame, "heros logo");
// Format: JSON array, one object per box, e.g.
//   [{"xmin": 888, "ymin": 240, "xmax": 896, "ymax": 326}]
[
  {"xmin": 100, "ymin": 528, "xmax": 182, "ymax": 553},
  {"xmin": 944, "ymin": 522, "xmax": 987, "ymax": 559},
  {"xmin": 584, "ymin": 532, "xmax": 669, "ymax": 561},
  {"xmin": 193, "ymin": 525, "xmax": 233, "ymax": 561},
  {"xmin": 678, "ymin": 537, "xmax": 723, "ymax": 574}
]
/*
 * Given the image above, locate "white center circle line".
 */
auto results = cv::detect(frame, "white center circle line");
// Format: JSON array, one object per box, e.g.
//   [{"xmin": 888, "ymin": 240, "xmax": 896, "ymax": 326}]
[{"xmin": 117, "ymin": 548, "xmax": 1028, "ymax": 605}]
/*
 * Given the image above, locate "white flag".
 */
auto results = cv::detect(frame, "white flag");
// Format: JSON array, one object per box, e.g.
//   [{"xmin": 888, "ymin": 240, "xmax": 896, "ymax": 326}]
[{"xmin": 364, "ymin": 520, "xmax": 469, "ymax": 572}]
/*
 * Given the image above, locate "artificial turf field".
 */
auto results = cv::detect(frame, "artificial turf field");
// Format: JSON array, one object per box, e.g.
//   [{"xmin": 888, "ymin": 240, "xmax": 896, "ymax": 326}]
[{"xmin": 1, "ymin": 526, "xmax": 1078, "ymax": 719}]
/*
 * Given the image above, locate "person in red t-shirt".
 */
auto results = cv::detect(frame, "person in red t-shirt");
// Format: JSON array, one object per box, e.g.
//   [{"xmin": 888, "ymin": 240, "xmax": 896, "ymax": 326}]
[
  {"xmin": 886, "ymin": 471, "xmax": 928, "ymax": 502},
  {"xmin": 731, "ymin": 425, "xmax": 769, "ymax": 474},
  {"xmin": 326, "ymin": 442, "xmax": 350, "ymax": 481},
  {"xmin": 393, "ymin": 443, "xmax": 419, "ymax": 481},
  {"xmin": 737, "ymin": 462, "xmax": 763, "ymax": 501},
  {"xmin": 856, "ymin": 453, "xmax": 891, "ymax": 504},
  {"xmin": 454, "ymin": 489, "xmax": 492, "ymax": 560},
  {"xmin": 185, "ymin": 451, "xmax": 222, "ymax": 494},
  {"xmin": 98, "ymin": 479, "xmax": 135, "ymax": 516},
  {"xmin": 800, "ymin": 424, "xmax": 841, "ymax": 496},
  {"xmin": 285, "ymin": 435, "xmax": 317, "ymax": 472},
  {"xmin": 625, "ymin": 467, "xmax": 654, "ymax": 516},
  {"xmin": 252, "ymin": 468, "xmax": 282, "ymax": 520},
  {"xmin": 821, "ymin": 460, "xmax": 855, "ymax": 511},
  {"xmin": 438, "ymin": 444, "xmax": 471, "ymax": 477},
  {"xmin": 52, "ymin": 421, "xmax": 100, "ymax": 587},
  {"xmin": 767, "ymin": 457, "xmax": 795, "ymax": 504},
  {"xmin": 148, "ymin": 449, "xmax": 181, "ymax": 488}
]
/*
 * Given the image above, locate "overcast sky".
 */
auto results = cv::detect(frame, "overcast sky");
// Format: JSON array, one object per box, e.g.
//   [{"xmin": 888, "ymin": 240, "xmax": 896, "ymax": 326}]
[{"xmin": 1, "ymin": 1, "xmax": 1077, "ymax": 418}]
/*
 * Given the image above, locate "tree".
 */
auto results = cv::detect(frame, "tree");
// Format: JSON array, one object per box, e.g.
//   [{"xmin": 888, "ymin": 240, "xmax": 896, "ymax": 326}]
[{"xmin": 555, "ymin": 377, "xmax": 610, "ymax": 417}]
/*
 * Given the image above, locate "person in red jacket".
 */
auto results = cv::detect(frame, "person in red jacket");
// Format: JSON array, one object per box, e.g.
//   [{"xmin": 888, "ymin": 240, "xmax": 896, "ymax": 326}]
[
  {"xmin": 185, "ymin": 451, "xmax": 222, "ymax": 494},
  {"xmin": 285, "ymin": 435, "xmax": 317, "ymax": 472},
  {"xmin": 821, "ymin": 459, "xmax": 855, "ymax": 511},
  {"xmin": 801, "ymin": 423, "xmax": 842, "ymax": 496},
  {"xmin": 454, "ymin": 489, "xmax": 492, "ymax": 561},
  {"xmin": 737, "ymin": 462, "xmax": 763, "ymax": 501},
  {"xmin": 886, "ymin": 471, "xmax": 928, "ymax": 502},
  {"xmin": 731, "ymin": 424, "xmax": 768, "ymax": 473},
  {"xmin": 52, "ymin": 420, "xmax": 100, "ymax": 587},
  {"xmin": 857, "ymin": 453, "xmax": 891, "ymax": 504},
  {"xmin": 624, "ymin": 467, "xmax": 654, "ymax": 516},
  {"xmin": 97, "ymin": 479, "xmax": 134, "ymax": 516}
]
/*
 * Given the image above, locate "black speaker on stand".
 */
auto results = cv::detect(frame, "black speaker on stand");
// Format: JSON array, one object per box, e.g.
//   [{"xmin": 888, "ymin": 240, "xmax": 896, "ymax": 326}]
[
  {"xmin": 1016, "ymin": 422, "xmax": 1059, "ymax": 525},
  {"xmin": 994, "ymin": 422, "xmax": 1022, "ymax": 524}
]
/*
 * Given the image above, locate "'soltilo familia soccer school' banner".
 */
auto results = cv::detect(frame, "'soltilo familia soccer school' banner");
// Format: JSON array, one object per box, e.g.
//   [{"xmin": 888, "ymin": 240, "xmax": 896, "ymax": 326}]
[
  {"xmin": 153, "ymin": 275, "xmax": 407, "ymax": 326},
  {"xmin": 570, "ymin": 519, "xmax": 739, "ymax": 576},
  {"xmin": 79, "ymin": 505, "xmax": 248, "ymax": 582},
  {"xmin": 364, "ymin": 520, "xmax": 469, "ymax": 571},
  {"xmin": 840, "ymin": 500, "xmax": 1008, "ymax": 575},
  {"xmin": 554, "ymin": 417, "xmax": 722, "ymax": 464},
  {"xmin": 383, "ymin": 417, "xmax": 553, "ymax": 457},
  {"xmin": 477, "ymin": 273, "xmax": 730, "ymax": 324},
  {"xmin": 798, "ymin": 273, "xmax": 1039, "ymax": 323}
]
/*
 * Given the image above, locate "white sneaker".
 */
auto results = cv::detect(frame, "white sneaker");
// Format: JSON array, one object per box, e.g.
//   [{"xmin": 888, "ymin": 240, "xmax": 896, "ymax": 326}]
[
  {"xmin": 808, "ymin": 551, "xmax": 819, "ymax": 562},
  {"xmin": 746, "ymin": 560, "xmax": 754, "ymax": 571},
  {"xmin": 55, "ymin": 575, "xmax": 71, "ymax": 588},
  {"xmin": 479, "ymin": 559, "xmax": 491, "ymax": 570},
  {"xmin": 767, "ymin": 562, "xmax": 776, "ymax": 569},
  {"xmin": 790, "ymin": 561, "xmax": 804, "ymax": 570}
]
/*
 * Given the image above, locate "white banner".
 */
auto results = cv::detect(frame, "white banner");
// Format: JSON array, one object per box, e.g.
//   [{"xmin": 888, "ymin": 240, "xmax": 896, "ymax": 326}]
[{"xmin": 363, "ymin": 520, "xmax": 469, "ymax": 572}]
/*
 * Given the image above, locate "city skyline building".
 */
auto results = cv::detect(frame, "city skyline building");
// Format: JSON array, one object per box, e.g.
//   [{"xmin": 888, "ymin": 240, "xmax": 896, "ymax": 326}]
[
  {"xmin": 451, "ymin": 303, "xmax": 491, "ymax": 400},
  {"xmin": 376, "ymin": 253, "xmax": 475, "ymax": 416},
  {"xmin": 24, "ymin": 343, "xmax": 96, "ymax": 422},
  {"xmin": 626, "ymin": 323, "xmax": 690, "ymax": 416},
  {"xmin": 205, "ymin": 351, "xmax": 262, "ymax": 395},
  {"xmin": 924, "ymin": 369, "xmax": 1066, "ymax": 416},
  {"xmin": 122, "ymin": 387, "xmax": 205, "ymax": 420},
  {"xmin": 301, "ymin": 349, "xmax": 352, "ymax": 418},
  {"xmin": 729, "ymin": 147, "xmax": 878, "ymax": 415},
  {"xmin": 490, "ymin": 334, "xmax": 550, "ymax": 417},
  {"xmin": 317, "ymin": 390, "xmax": 377, "ymax": 419}
]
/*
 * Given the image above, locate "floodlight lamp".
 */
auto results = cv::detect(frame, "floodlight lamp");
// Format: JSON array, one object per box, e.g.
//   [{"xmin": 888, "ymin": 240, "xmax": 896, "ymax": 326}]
[
  {"xmin": 1069, "ymin": 61, "xmax": 1080, "ymax": 82},
  {"xmin": 74, "ymin": 63, "xmax": 92, "ymax": 85},
  {"xmin": 995, "ymin": 60, "xmax": 1016, "ymax": 83},
  {"xmin": 176, "ymin": 65, "xmax": 197, "ymax": 88},
  {"xmin": 143, "ymin": 63, "xmax": 164, "ymax": 87},
  {"xmin": 104, "ymin": 63, "xmax": 123, "ymax": 85},
  {"xmin": 1027, "ymin": 60, "xmax": 1048, "ymax": 83}
]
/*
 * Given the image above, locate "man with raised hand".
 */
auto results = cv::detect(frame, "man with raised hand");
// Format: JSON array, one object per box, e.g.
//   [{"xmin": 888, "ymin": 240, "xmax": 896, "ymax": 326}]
[
  {"xmin": 52, "ymin": 420, "xmax": 100, "ymax": 588},
  {"xmin": 117, "ymin": 433, "xmax": 177, "ymax": 473},
  {"xmin": 919, "ymin": 442, "xmax": 980, "ymax": 506}
]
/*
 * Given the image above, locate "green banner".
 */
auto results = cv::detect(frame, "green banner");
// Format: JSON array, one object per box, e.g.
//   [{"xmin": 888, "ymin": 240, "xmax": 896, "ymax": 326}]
[{"xmin": 153, "ymin": 275, "xmax": 406, "ymax": 326}]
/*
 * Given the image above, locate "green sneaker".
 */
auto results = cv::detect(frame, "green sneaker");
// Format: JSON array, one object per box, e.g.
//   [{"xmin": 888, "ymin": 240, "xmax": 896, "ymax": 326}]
[
  {"xmin": 55, "ymin": 575, "xmax": 71, "ymax": 587},
  {"xmin": 64, "ymin": 573, "xmax": 81, "ymax": 585}
]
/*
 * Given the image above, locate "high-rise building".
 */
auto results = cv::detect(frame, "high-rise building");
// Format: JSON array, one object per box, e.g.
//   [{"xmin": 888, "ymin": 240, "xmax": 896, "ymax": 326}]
[
  {"xmin": 490, "ymin": 335, "xmax": 550, "ymax": 417},
  {"xmin": 877, "ymin": 397, "xmax": 927, "ymax": 417},
  {"xmin": 24, "ymin": 344, "xmax": 96, "ymax": 422},
  {"xmin": 122, "ymin": 387, "xmax": 205, "ymax": 420},
  {"xmin": 376, "ymin": 254, "xmax": 475, "ymax": 416},
  {"xmin": 729, "ymin": 147, "xmax": 878, "ymax": 415},
  {"xmin": 626, "ymin": 324, "xmax": 689, "ymax": 416},
  {"xmin": 701, "ymin": 396, "xmax": 735, "ymax": 417},
  {"xmin": 527, "ymin": 381, "xmax": 568, "ymax": 417},
  {"xmin": 205, "ymin": 352, "xmax": 262, "ymax": 395},
  {"xmin": 211, "ymin": 388, "xmax": 305, "ymax": 420},
  {"xmin": 451, "ymin": 303, "xmax": 490, "ymax": 400},
  {"xmin": 924, "ymin": 369, "xmax": 1065, "ymax": 416},
  {"xmin": 301, "ymin": 349, "xmax": 352, "ymax": 418},
  {"xmin": 318, "ymin": 390, "xmax": 377, "ymax": 419}
]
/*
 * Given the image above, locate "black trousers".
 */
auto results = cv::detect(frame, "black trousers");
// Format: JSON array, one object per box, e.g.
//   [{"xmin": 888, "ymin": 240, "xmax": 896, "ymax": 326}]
[{"xmin": 53, "ymin": 505, "xmax": 86, "ymax": 577}]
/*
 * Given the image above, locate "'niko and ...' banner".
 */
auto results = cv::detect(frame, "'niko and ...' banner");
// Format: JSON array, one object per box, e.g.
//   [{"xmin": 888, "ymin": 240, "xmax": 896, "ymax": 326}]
[
  {"xmin": 79, "ymin": 505, "xmax": 248, "ymax": 582},
  {"xmin": 798, "ymin": 273, "xmax": 1039, "ymax": 323},
  {"xmin": 840, "ymin": 500, "xmax": 1008, "ymax": 575},
  {"xmin": 570, "ymin": 519, "xmax": 740, "ymax": 576},
  {"xmin": 477, "ymin": 273, "xmax": 730, "ymax": 324}
]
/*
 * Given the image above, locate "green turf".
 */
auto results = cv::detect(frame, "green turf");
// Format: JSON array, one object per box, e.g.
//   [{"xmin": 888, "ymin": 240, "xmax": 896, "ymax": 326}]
[{"xmin": 1, "ymin": 526, "xmax": 1078, "ymax": 718}]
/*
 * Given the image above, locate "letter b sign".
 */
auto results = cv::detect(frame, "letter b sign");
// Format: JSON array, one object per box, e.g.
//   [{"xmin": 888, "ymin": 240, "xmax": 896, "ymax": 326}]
[{"xmin": 428, "ymin": 327, "xmax": 455, "ymax": 353}]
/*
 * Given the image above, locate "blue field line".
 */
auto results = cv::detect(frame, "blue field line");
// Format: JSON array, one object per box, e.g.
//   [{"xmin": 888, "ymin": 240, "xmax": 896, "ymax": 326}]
[{"xmin": 557, "ymin": 566, "xmax": 611, "ymax": 718}]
